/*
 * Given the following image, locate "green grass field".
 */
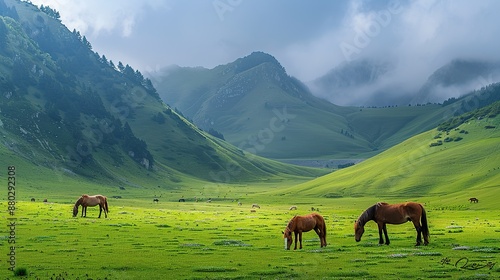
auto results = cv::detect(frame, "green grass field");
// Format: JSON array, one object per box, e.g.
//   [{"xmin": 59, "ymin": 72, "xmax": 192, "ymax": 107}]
[
  {"xmin": 1, "ymin": 107, "xmax": 498, "ymax": 279},
  {"xmin": 0, "ymin": 111, "xmax": 500, "ymax": 279},
  {"xmin": 2, "ymin": 191, "xmax": 499, "ymax": 280}
]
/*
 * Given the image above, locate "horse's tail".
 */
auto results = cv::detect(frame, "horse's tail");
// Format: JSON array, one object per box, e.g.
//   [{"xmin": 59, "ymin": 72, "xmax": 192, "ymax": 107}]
[
  {"xmin": 420, "ymin": 204, "xmax": 429, "ymax": 241},
  {"xmin": 104, "ymin": 197, "xmax": 109, "ymax": 213},
  {"xmin": 323, "ymin": 216, "xmax": 327, "ymax": 235},
  {"xmin": 320, "ymin": 215, "xmax": 327, "ymax": 246}
]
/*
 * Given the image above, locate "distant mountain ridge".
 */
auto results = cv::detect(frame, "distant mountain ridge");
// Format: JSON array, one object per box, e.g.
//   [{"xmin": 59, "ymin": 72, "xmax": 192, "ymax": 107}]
[
  {"xmin": 414, "ymin": 59, "xmax": 500, "ymax": 104},
  {"xmin": 308, "ymin": 58, "xmax": 394, "ymax": 106},
  {"xmin": 151, "ymin": 52, "xmax": 367, "ymax": 159},
  {"xmin": 150, "ymin": 52, "xmax": 500, "ymax": 161},
  {"xmin": 308, "ymin": 57, "xmax": 500, "ymax": 107}
]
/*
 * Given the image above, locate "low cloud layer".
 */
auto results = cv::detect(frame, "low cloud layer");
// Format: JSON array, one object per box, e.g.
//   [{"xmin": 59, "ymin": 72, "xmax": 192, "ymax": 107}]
[{"xmin": 30, "ymin": 0, "xmax": 500, "ymax": 104}]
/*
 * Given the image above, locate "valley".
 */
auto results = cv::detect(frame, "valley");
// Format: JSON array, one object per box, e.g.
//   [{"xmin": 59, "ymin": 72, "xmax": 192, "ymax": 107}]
[{"xmin": 1, "ymin": 1, "xmax": 499, "ymax": 279}]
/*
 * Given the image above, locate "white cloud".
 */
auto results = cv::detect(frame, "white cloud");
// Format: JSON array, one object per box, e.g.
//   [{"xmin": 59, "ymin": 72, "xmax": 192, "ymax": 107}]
[{"xmin": 30, "ymin": 0, "xmax": 171, "ymax": 37}]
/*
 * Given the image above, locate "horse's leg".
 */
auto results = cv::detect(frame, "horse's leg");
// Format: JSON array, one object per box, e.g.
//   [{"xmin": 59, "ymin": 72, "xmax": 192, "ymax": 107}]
[
  {"xmin": 377, "ymin": 223, "xmax": 385, "ymax": 244},
  {"xmin": 294, "ymin": 232, "xmax": 299, "ymax": 250},
  {"xmin": 314, "ymin": 228, "xmax": 322, "ymax": 247},
  {"xmin": 320, "ymin": 232, "xmax": 326, "ymax": 247},
  {"xmin": 416, "ymin": 227, "xmax": 423, "ymax": 246},
  {"xmin": 314, "ymin": 228, "xmax": 324, "ymax": 247},
  {"xmin": 378, "ymin": 223, "xmax": 390, "ymax": 245},
  {"xmin": 98, "ymin": 205, "xmax": 102, "ymax": 218},
  {"xmin": 316, "ymin": 228, "xmax": 325, "ymax": 247},
  {"xmin": 412, "ymin": 219, "xmax": 423, "ymax": 246},
  {"xmin": 383, "ymin": 224, "xmax": 390, "ymax": 245},
  {"xmin": 298, "ymin": 231, "xmax": 303, "ymax": 249}
]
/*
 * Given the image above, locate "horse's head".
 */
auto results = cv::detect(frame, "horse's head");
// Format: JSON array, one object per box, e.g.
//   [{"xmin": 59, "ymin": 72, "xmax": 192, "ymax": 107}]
[
  {"xmin": 72, "ymin": 205, "xmax": 78, "ymax": 217},
  {"xmin": 282, "ymin": 228, "xmax": 293, "ymax": 250},
  {"xmin": 354, "ymin": 220, "xmax": 364, "ymax": 242}
]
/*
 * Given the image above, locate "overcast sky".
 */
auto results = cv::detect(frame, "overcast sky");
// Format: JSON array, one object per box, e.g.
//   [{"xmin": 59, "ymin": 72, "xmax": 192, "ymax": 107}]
[{"xmin": 29, "ymin": 0, "xmax": 500, "ymax": 88}]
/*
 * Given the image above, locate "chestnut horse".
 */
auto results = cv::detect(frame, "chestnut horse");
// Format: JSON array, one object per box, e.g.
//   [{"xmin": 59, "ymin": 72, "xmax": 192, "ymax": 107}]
[
  {"xmin": 354, "ymin": 202, "xmax": 429, "ymax": 246},
  {"xmin": 73, "ymin": 194, "xmax": 109, "ymax": 218},
  {"xmin": 283, "ymin": 213, "xmax": 327, "ymax": 250}
]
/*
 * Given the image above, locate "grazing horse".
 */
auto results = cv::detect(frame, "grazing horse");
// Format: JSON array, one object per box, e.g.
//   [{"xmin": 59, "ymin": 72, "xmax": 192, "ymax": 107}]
[
  {"xmin": 153, "ymin": 198, "xmax": 159, "ymax": 203},
  {"xmin": 354, "ymin": 202, "xmax": 429, "ymax": 246},
  {"xmin": 252, "ymin": 204, "xmax": 260, "ymax": 209},
  {"xmin": 73, "ymin": 194, "xmax": 109, "ymax": 218},
  {"xmin": 469, "ymin": 197, "xmax": 479, "ymax": 203},
  {"xmin": 289, "ymin": 206, "xmax": 297, "ymax": 210},
  {"xmin": 283, "ymin": 213, "xmax": 327, "ymax": 250}
]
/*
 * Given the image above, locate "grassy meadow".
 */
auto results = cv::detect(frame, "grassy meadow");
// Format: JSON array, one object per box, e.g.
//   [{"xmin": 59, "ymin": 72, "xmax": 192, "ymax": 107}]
[
  {"xmin": 1, "ymin": 109, "xmax": 499, "ymax": 279},
  {"xmin": 1, "ymin": 189, "xmax": 499, "ymax": 280}
]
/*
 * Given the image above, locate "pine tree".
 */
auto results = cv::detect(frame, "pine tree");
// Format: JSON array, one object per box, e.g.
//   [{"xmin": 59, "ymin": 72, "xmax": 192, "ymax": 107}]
[{"xmin": 0, "ymin": 19, "xmax": 7, "ymax": 51}]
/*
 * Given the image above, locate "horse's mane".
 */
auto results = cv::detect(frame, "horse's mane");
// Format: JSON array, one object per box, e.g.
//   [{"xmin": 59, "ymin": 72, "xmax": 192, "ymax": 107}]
[
  {"xmin": 356, "ymin": 204, "xmax": 379, "ymax": 227},
  {"xmin": 285, "ymin": 215, "xmax": 298, "ymax": 231},
  {"xmin": 74, "ymin": 196, "xmax": 83, "ymax": 206}
]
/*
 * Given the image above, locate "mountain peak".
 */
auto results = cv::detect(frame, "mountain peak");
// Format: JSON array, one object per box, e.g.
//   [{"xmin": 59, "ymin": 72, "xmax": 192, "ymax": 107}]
[{"xmin": 233, "ymin": 51, "xmax": 282, "ymax": 74}]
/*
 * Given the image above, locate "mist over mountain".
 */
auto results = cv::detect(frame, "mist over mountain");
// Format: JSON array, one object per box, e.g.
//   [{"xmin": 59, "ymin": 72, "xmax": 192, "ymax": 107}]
[
  {"xmin": 413, "ymin": 59, "xmax": 500, "ymax": 105},
  {"xmin": 307, "ymin": 57, "xmax": 500, "ymax": 107},
  {"xmin": 308, "ymin": 58, "xmax": 396, "ymax": 106}
]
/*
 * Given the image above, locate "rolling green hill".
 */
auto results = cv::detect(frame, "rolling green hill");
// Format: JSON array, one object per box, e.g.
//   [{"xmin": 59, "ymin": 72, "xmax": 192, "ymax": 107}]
[
  {"xmin": 0, "ymin": 0, "xmax": 326, "ymax": 191},
  {"xmin": 277, "ymin": 101, "xmax": 500, "ymax": 207}
]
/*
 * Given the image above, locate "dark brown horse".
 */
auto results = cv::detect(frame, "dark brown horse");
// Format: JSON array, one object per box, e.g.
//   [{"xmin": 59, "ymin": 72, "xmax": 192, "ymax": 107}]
[
  {"xmin": 354, "ymin": 202, "xmax": 429, "ymax": 246},
  {"xmin": 283, "ymin": 213, "xmax": 327, "ymax": 250},
  {"xmin": 469, "ymin": 197, "xmax": 479, "ymax": 203},
  {"xmin": 73, "ymin": 194, "xmax": 109, "ymax": 218}
]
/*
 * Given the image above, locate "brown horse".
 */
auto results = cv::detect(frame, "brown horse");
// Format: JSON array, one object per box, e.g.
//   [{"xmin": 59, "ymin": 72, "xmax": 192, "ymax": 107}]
[
  {"xmin": 354, "ymin": 202, "xmax": 429, "ymax": 246},
  {"xmin": 73, "ymin": 194, "xmax": 109, "ymax": 218},
  {"xmin": 283, "ymin": 213, "xmax": 327, "ymax": 250},
  {"xmin": 469, "ymin": 197, "xmax": 479, "ymax": 203}
]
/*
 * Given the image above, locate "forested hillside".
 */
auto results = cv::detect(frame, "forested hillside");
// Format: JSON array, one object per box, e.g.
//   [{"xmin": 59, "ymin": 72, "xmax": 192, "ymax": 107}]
[{"xmin": 0, "ymin": 0, "xmax": 325, "ymax": 189}]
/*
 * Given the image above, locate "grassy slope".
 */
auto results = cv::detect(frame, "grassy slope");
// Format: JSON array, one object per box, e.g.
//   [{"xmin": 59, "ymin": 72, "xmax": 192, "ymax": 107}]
[
  {"xmin": 276, "ymin": 114, "xmax": 500, "ymax": 208},
  {"xmin": 345, "ymin": 104, "xmax": 445, "ymax": 156}
]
